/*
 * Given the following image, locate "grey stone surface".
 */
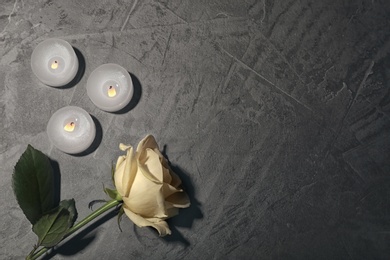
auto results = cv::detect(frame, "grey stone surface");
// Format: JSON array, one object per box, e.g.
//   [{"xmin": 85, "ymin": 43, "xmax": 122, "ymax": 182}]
[{"xmin": 1, "ymin": 0, "xmax": 390, "ymax": 259}]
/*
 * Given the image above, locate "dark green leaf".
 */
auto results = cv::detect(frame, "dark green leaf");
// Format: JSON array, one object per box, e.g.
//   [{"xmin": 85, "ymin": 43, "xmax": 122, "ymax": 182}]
[
  {"xmin": 12, "ymin": 145, "xmax": 56, "ymax": 225},
  {"xmin": 59, "ymin": 199, "xmax": 78, "ymax": 228},
  {"xmin": 32, "ymin": 207, "xmax": 70, "ymax": 247}
]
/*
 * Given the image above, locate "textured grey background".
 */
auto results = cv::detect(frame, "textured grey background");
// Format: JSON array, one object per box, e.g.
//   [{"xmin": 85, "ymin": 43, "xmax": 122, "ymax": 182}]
[{"xmin": 1, "ymin": 0, "xmax": 390, "ymax": 259}]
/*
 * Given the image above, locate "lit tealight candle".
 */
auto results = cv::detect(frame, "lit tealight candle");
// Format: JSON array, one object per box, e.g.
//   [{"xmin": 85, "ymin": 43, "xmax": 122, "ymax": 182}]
[
  {"xmin": 47, "ymin": 106, "xmax": 96, "ymax": 154},
  {"xmin": 86, "ymin": 63, "xmax": 133, "ymax": 112},
  {"xmin": 31, "ymin": 38, "xmax": 79, "ymax": 87}
]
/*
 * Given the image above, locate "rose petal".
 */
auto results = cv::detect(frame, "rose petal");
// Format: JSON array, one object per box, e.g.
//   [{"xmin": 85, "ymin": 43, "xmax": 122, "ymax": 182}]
[
  {"xmin": 124, "ymin": 171, "xmax": 165, "ymax": 217},
  {"xmin": 162, "ymin": 166, "xmax": 172, "ymax": 184},
  {"xmin": 138, "ymin": 135, "xmax": 159, "ymax": 150},
  {"xmin": 119, "ymin": 143, "xmax": 132, "ymax": 151},
  {"xmin": 149, "ymin": 145, "xmax": 176, "ymax": 184},
  {"xmin": 155, "ymin": 149, "xmax": 170, "ymax": 168},
  {"xmin": 115, "ymin": 155, "xmax": 126, "ymax": 171},
  {"xmin": 123, "ymin": 192, "xmax": 166, "ymax": 218},
  {"xmin": 143, "ymin": 148, "xmax": 164, "ymax": 182},
  {"xmin": 117, "ymin": 135, "xmax": 190, "ymax": 233},
  {"xmin": 114, "ymin": 144, "xmax": 137, "ymax": 197},
  {"xmin": 162, "ymin": 182, "xmax": 183, "ymax": 198},
  {"xmin": 114, "ymin": 155, "xmax": 128, "ymax": 196},
  {"xmin": 168, "ymin": 168, "xmax": 182, "ymax": 188},
  {"xmin": 123, "ymin": 206, "xmax": 171, "ymax": 236},
  {"xmin": 165, "ymin": 192, "xmax": 191, "ymax": 208},
  {"xmin": 138, "ymin": 163, "xmax": 162, "ymax": 184},
  {"xmin": 136, "ymin": 135, "xmax": 159, "ymax": 161},
  {"xmin": 114, "ymin": 162, "xmax": 125, "ymax": 196},
  {"xmin": 164, "ymin": 202, "xmax": 179, "ymax": 218}
]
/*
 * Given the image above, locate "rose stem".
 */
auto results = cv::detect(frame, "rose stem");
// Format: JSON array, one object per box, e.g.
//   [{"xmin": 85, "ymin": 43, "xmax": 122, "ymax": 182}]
[{"xmin": 28, "ymin": 199, "xmax": 121, "ymax": 260}]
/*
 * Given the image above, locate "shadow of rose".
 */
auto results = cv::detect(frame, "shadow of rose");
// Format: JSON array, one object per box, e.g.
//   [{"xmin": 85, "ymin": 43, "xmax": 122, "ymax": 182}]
[
  {"xmin": 160, "ymin": 146, "xmax": 203, "ymax": 246},
  {"xmin": 168, "ymin": 164, "xmax": 203, "ymax": 228}
]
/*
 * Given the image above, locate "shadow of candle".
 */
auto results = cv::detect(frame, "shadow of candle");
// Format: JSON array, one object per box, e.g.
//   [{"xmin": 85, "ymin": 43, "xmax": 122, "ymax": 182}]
[
  {"xmin": 112, "ymin": 72, "xmax": 142, "ymax": 114},
  {"xmin": 58, "ymin": 47, "xmax": 86, "ymax": 89},
  {"xmin": 72, "ymin": 115, "xmax": 103, "ymax": 157}
]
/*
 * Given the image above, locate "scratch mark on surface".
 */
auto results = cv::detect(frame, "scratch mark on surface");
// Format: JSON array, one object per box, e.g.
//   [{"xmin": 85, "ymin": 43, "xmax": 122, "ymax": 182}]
[
  {"xmin": 338, "ymin": 61, "xmax": 375, "ymax": 130},
  {"xmin": 8, "ymin": 0, "xmax": 18, "ymax": 24},
  {"xmin": 161, "ymin": 28, "xmax": 172, "ymax": 66},
  {"xmin": 297, "ymin": 181, "xmax": 318, "ymax": 192},
  {"xmin": 220, "ymin": 45, "xmax": 274, "ymax": 84},
  {"xmin": 347, "ymin": 8, "xmax": 360, "ymax": 26},
  {"xmin": 1, "ymin": 0, "xmax": 19, "ymax": 35},
  {"xmin": 335, "ymin": 82, "xmax": 347, "ymax": 97},
  {"xmin": 213, "ymin": 12, "xmax": 229, "ymax": 19},
  {"xmin": 338, "ymin": 230, "xmax": 354, "ymax": 259},
  {"xmin": 261, "ymin": 0, "xmax": 267, "ymax": 24},
  {"xmin": 259, "ymin": 31, "xmax": 308, "ymax": 86},
  {"xmin": 138, "ymin": 41, "xmax": 160, "ymax": 62},
  {"xmin": 324, "ymin": 60, "xmax": 375, "ymax": 159},
  {"xmin": 355, "ymin": 61, "xmax": 375, "ymax": 98},
  {"xmin": 92, "ymin": 38, "xmax": 148, "ymax": 68},
  {"xmin": 120, "ymin": 0, "xmax": 139, "ymax": 31},
  {"xmin": 67, "ymin": 85, "xmax": 78, "ymax": 106},
  {"xmin": 157, "ymin": 1, "xmax": 188, "ymax": 24},
  {"xmin": 239, "ymin": 36, "xmax": 252, "ymax": 61},
  {"xmin": 263, "ymin": 0, "xmax": 295, "ymax": 38},
  {"xmin": 60, "ymin": 16, "xmax": 248, "ymax": 42},
  {"xmin": 193, "ymin": 154, "xmax": 202, "ymax": 178},
  {"xmin": 219, "ymin": 45, "xmax": 314, "ymax": 113}
]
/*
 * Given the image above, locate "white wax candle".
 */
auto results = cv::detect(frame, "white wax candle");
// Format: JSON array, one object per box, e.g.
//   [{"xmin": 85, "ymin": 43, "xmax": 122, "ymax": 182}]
[
  {"xmin": 31, "ymin": 38, "xmax": 79, "ymax": 87},
  {"xmin": 47, "ymin": 106, "xmax": 96, "ymax": 154},
  {"xmin": 86, "ymin": 64, "xmax": 133, "ymax": 112}
]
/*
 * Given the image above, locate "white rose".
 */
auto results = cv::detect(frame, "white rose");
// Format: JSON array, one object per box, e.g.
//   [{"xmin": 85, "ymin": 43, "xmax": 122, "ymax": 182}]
[{"xmin": 114, "ymin": 135, "xmax": 190, "ymax": 236}]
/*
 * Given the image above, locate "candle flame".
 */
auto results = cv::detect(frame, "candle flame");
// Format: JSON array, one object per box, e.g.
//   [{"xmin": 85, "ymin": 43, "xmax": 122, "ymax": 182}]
[
  {"xmin": 51, "ymin": 60, "xmax": 59, "ymax": 70},
  {"xmin": 108, "ymin": 86, "xmax": 117, "ymax": 97},
  {"xmin": 64, "ymin": 122, "xmax": 75, "ymax": 132}
]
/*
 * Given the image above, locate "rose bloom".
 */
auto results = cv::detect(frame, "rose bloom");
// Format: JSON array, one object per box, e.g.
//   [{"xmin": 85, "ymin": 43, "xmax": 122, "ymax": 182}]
[{"xmin": 114, "ymin": 135, "xmax": 190, "ymax": 236}]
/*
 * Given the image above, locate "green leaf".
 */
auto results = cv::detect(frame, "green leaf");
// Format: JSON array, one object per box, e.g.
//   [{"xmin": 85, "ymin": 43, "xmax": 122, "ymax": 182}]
[
  {"xmin": 12, "ymin": 145, "xmax": 56, "ymax": 225},
  {"xmin": 104, "ymin": 186, "xmax": 122, "ymax": 201},
  {"xmin": 59, "ymin": 199, "xmax": 78, "ymax": 228},
  {"xmin": 32, "ymin": 206, "xmax": 70, "ymax": 247}
]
